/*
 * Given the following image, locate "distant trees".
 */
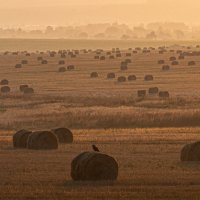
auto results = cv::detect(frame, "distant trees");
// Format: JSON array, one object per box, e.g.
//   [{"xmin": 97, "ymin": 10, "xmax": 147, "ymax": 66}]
[{"xmin": 0, "ymin": 22, "xmax": 198, "ymax": 40}]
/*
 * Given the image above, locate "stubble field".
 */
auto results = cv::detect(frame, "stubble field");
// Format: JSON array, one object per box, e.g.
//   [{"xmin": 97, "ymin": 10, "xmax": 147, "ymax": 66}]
[{"xmin": 0, "ymin": 44, "xmax": 200, "ymax": 199}]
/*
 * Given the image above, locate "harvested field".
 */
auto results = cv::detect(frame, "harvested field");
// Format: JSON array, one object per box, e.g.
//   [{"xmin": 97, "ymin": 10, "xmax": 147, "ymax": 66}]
[
  {"xmin": 0, "ymin": 45, "xmax": 200, "ymax": 130},
  {"xmin": 1, "ymin": 128, "xmax": 200, "ymax": 199}
]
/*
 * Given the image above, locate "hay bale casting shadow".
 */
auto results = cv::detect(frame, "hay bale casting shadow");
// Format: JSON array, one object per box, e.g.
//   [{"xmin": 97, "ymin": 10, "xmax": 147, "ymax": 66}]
[
  {"xmin": 27, "ymin": 131, "xmax": 58, "ymax": 150},
  {"xmin": 52, "ymin": 128, "xmax": 73, "ymax": 143},
  {"xmin": 181, "ymin": 142, "xmax": 200, "ymax": 161},
  {"xmin": 71, "ymin": 152, "xmax": 118, "ymax": 181},
  {"xmin": 13, "ymin": 129, "xmax": 32, "ymax": 148}
]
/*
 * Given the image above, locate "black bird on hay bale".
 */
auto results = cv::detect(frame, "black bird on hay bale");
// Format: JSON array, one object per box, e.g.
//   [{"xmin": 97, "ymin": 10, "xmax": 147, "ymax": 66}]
[{"xmin": 92, "ymin": 145, "xmax": 100, "ymax": 152}]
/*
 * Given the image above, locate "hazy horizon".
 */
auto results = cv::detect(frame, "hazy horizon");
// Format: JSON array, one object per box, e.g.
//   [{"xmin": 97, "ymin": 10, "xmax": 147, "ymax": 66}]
[{"xmin": 0, "ymin": 0, "xmax": 200, "ymax": 28}]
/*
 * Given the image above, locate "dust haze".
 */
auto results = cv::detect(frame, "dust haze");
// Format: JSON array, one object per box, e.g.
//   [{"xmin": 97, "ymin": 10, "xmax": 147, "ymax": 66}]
[{"xmin": 0, "ymin": 0, "xmax": 200, "ymax": 26}]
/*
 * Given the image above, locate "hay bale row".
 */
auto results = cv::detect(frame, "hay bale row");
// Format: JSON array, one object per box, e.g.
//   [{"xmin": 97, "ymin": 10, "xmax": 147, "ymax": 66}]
[
  {"xmin": 13, "ymin": 130, "xmax": 32, "ymax": 148},
  {"xmin": 13, "ymin": 128, "xmax": 73, "ymax": 149},
  {"xmin": 27, "ymin": 131, "xmax": 58, "ymax": 150}
]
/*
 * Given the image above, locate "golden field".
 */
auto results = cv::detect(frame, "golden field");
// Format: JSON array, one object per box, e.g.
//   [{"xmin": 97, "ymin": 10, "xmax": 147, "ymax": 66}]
[
  {"xmin": 0, "ymin": 46, "xmax": 200, "ymax": 130},
  {"xmin": 1, "ymin": 128, "xmax": 200, "ymax": 200},
  {"xmin": 0, "ymin": 45, "xmax": 200, "ymax": 199}
]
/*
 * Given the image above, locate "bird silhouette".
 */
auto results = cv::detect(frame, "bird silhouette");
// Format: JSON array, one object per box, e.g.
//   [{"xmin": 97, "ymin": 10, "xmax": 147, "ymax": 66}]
[{"xmin": 92, "ymin": 144, "xmax": 100, "ymax": 152}]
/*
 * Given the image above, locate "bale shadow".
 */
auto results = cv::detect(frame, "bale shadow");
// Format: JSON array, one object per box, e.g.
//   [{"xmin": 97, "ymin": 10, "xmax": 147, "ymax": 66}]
[{"xmin": 64, "ymin": 180, "xmax": 116, "ymax": 188}]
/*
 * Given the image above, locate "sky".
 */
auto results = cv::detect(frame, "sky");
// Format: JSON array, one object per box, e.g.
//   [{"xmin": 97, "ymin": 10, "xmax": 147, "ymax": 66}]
[{"xmin": 0, "ymin": 0, "xmax": 199, "ymax": 28}]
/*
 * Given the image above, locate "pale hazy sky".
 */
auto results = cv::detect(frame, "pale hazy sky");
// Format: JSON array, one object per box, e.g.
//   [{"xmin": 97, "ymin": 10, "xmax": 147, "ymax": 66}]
[{"xmin": 0, "ymin": 0, "xmax": 199, "ymax": 27}]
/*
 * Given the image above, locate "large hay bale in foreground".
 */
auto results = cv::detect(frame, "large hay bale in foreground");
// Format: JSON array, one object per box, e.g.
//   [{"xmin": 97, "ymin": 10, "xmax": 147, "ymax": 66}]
[
  {"xmin": 71, "ymin": 152, "xmax": 118, "ymax": 181},
  {"xmin": 13, "ymin": 129, "xmax": 32, "ymax": 148},
  {"xmin": 52, "ymin": 128, "xmax": 73, "ymax": 143},
  {"xmin": 27, "ymin": 131, "xmax": 58, "ymax": 150},
  {"xmin": 181, "ymin": 142, "xmax": 200, "ymax": 161}
]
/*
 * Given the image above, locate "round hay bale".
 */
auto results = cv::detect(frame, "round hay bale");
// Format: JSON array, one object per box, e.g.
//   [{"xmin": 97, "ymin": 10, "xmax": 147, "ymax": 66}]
[
  {"xmin": 149, "ymin": 87, "xmax": 159, "ymax": 95},
  {"xmin": 1, "ymin": 86, "xmax": 10, "ymax": 93},
  {"xmin": 23, "ymin": 87, "xmax": 34, "ymax": 94},
  {"xmin": 144, "ymin": 75, "xmax": 153, "ymax": 81},
  {"xmin": 109, "ymin": 55, "xmax": 115, "ymax": 59},
  {"xmin": 13, "ymin": 129, "xmax": 32, "ymax": 148},
  {"xmin": 94, "ymin": 55, "xmax": 99, "ymax": 59},
  {"xmin": 126, "ymin": 53, "xmax": 131, "ymax": 57},
  {"xmin": 100, "ymin": 56, "xmax": 105, "ymax": 60},
  {"xmin": 116, "ymin": 53, "xmax": 121, "ymax": 57},
  {"xmin": 159, "ymin": 91, "xmax": 169, "ymax": 98},
  {"xmin": 137, "ymin": 90, "xmax": 146, "ymax": 98},
  {"xmin": 107, "ymin": 73, "xmax": 115, "ymax": 79},
  {"xmin": 37, "ymin": 56, "xmax": 43, "ymax": 61},
  {"xmin": 158, "ymin": 60, "xmax": 165, "ymax": 64},
  {"xmin": 0, "ymin": 79, "xmax": 9, "ymax": 85},
  {"xmin": 41, "ymin": 60, "xmax": 48, "ymax": 64},
  {"xmin": 188, "ymin": 61, "xmax": 196, "ymax": 66},
  {"xmin": 169, "ymin": 56, "xmax": 176, "ymax": 61},
  {"xmin": 178, "ymin": 55, "xmax": 185, "ymax": 60},
  {"xmin": 125, "ymin": 59, "xmax": 132, "ymax": 63},
  {"xmin": 162, "ymin": 65, "xmax": 170, "ymax": 71},
  {"xmin": 20, "ymin": 84, "xmax": 29, "ymax": 92},
  {"xmin": 50, "ymin": 52, "xmax": 55, "ymax": 57},
  {"xmin": 67, "ymin": 65, "xmax": 75, "ymax": 71},
  {"xmin": 128, "ymin": 75, "xmax": 136, "ymax": 81},
  {"xmin": 15, "ymin": 64, "xmax": 22, "ymax": 68},
  {"xmin": 52, "ymin": 128, "xmax": 73, "ymax": 143},
  {"xmin": 27, "ymin": 131, "xmax": 58, "ymax": 150},
  {"xmin": 181, "ymin": 141, "xmax": 200, "ymax": 161},
  {"xmin": 58, "ymin": 67, "xmax": 66, "ymax": 72},
  {"xmin": 61, "ymin": 54, "xmax": 66, "ymax": 58},
  {"xmin": 21, "ymin": 60, "xmax": 28, "ymax": 65},
  {"xmin": 71, "ymin": 54, "xmax": 76, "ymax": 58},
  {"xmin": 90, "ymin": 72, "xmax": 98, "ymax": 78},
  {"xmin": 59, "ymin": 60, "xmax": 65, "ymax": 65},
  {"xmin": 26, "ymin": 53, "xmax": 31, "ymax": 57},
  {"xmin": 117, "ymin": 76, "xmax": 126, "ymax": 83},
  {"xmin": 171, "ymin": 61, "xmax": 179, "ymax": 65},
  {"xmin": 71, "ymin": 151, "xmax": 118, "ymax": 181},
  {"xmin": 120, "ymin": 62, "xmax": 128, "ymax": 70},
  {"xmin": 106, "ymin": 52, "xmax": 111, "ymax": 55}
]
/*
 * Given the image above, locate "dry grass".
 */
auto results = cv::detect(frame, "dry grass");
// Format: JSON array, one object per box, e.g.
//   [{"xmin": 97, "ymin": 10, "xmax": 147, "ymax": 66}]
[
  {"xmin": 0, "ymin": 46, "xmax": 200, "ymax": 129},
  {"xmin": 1, "ymin": 128, "xmax": 200, "ymax": 200}
]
